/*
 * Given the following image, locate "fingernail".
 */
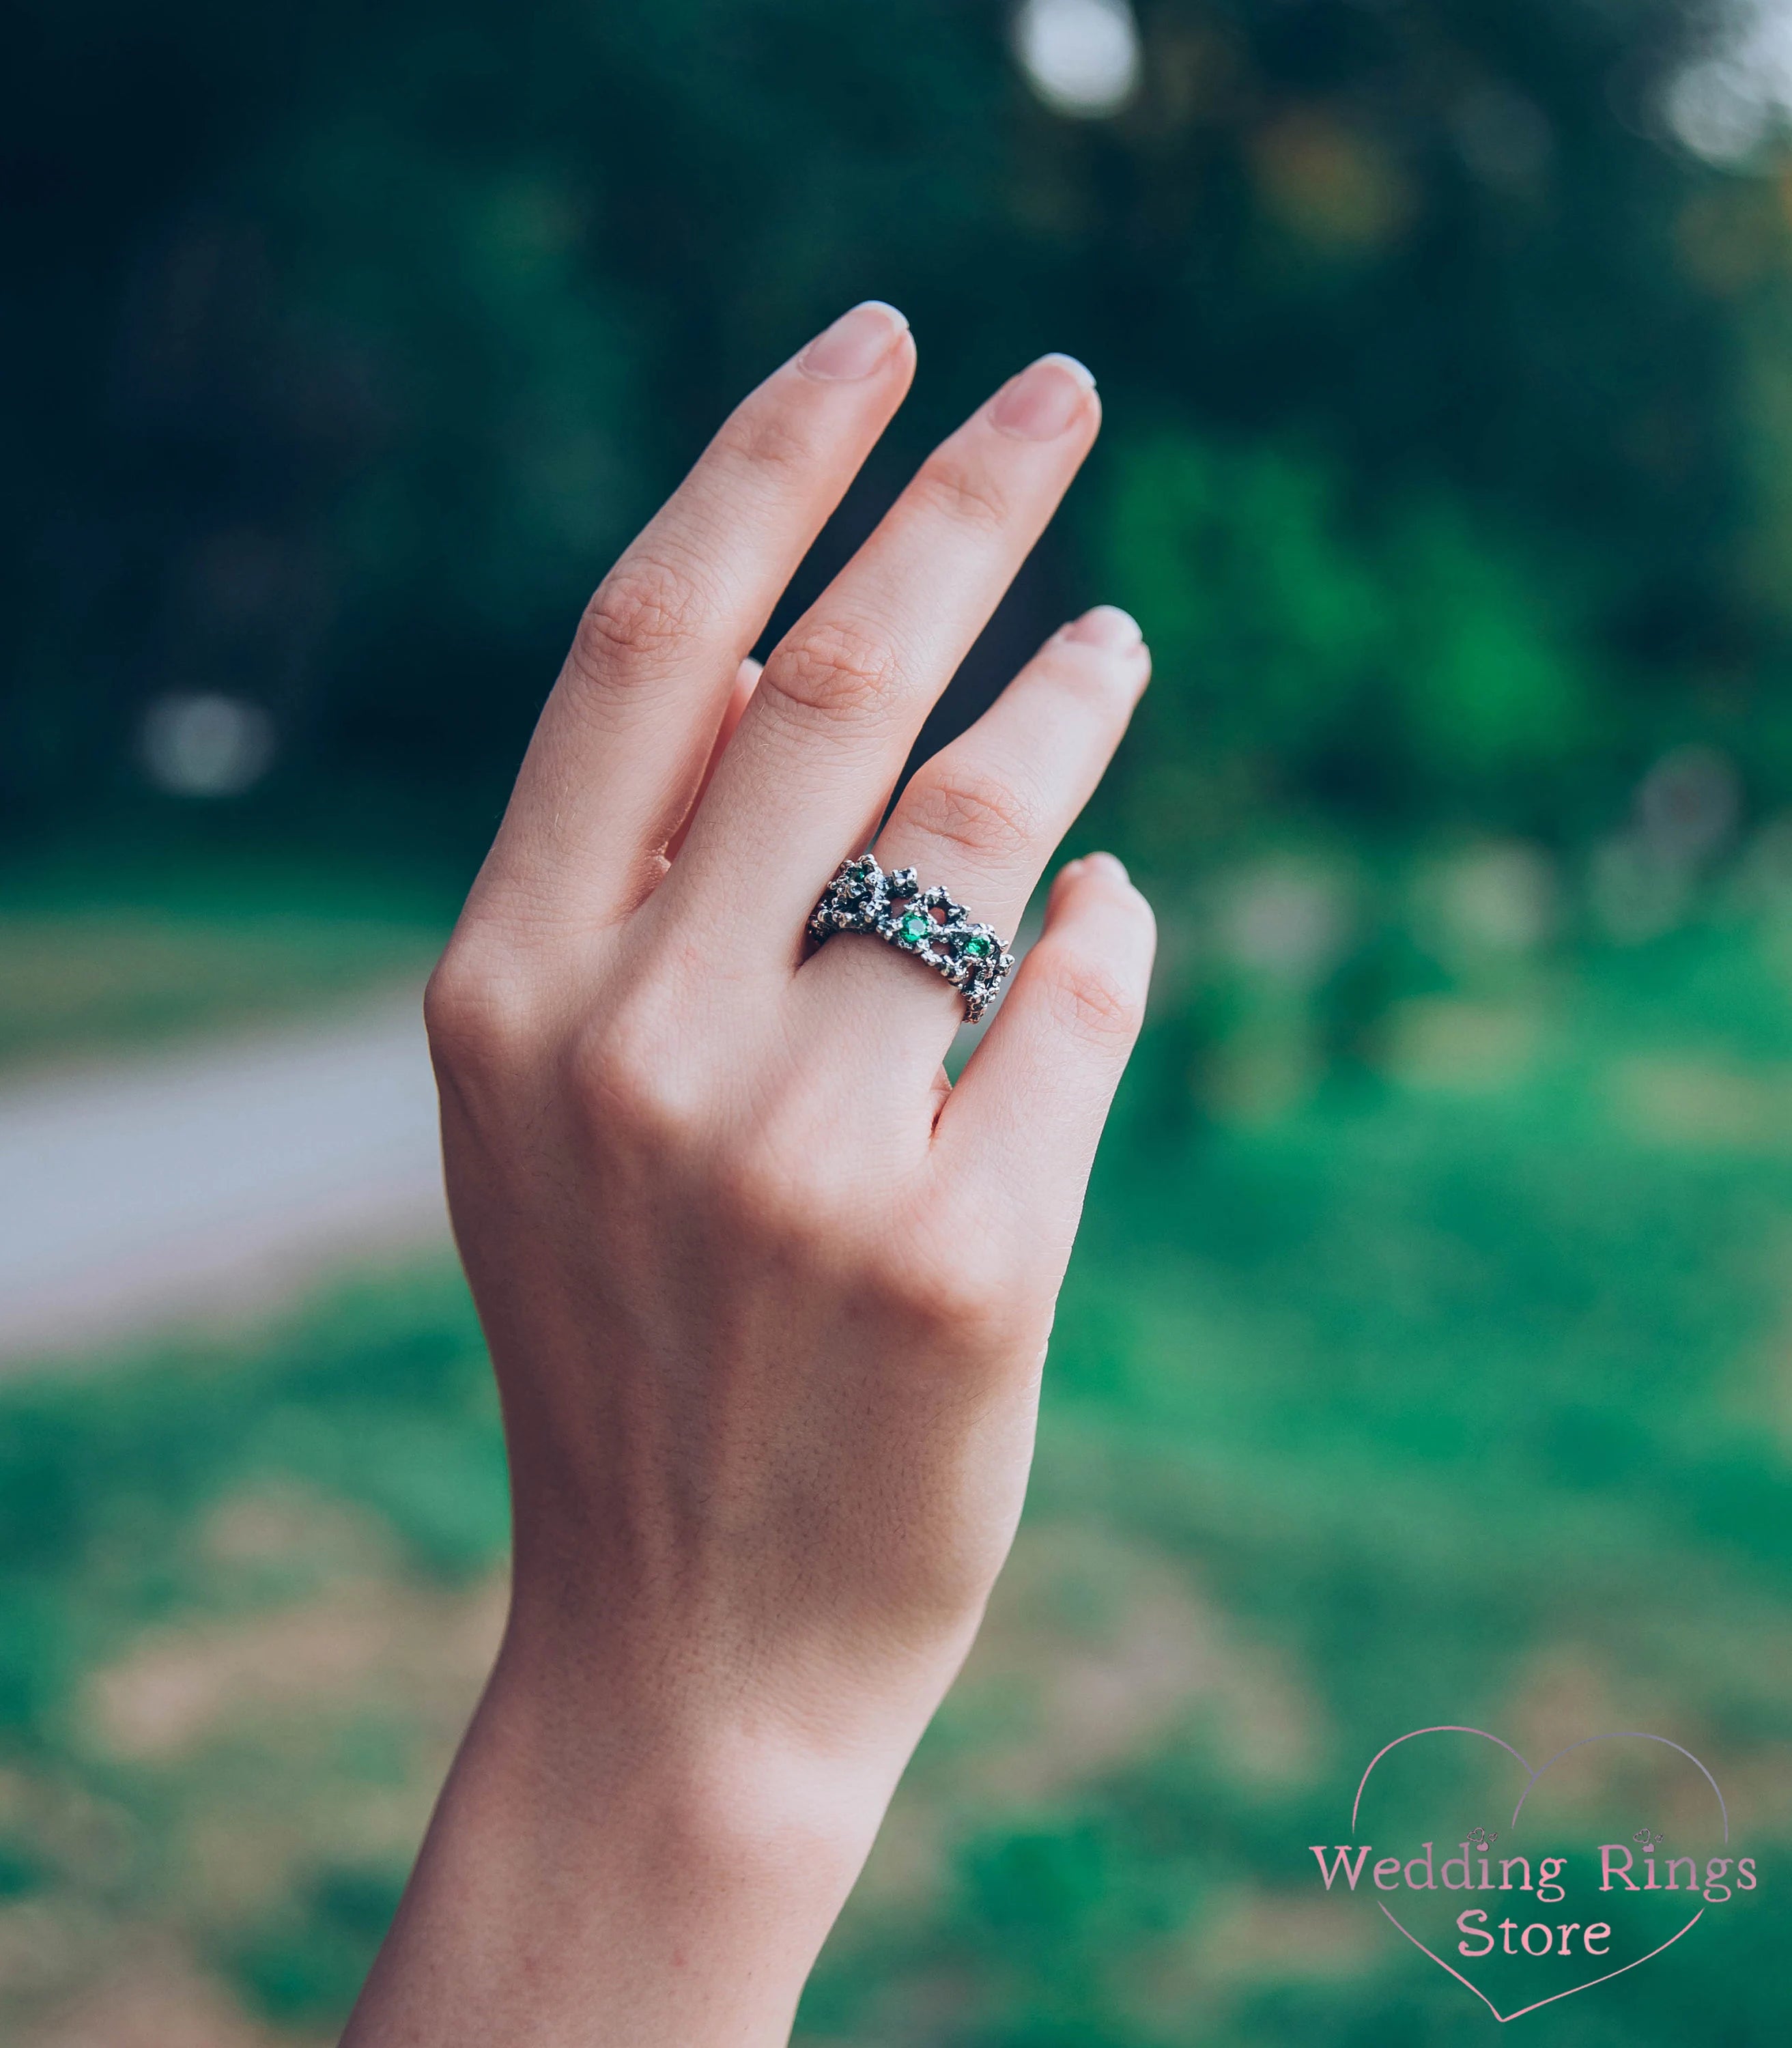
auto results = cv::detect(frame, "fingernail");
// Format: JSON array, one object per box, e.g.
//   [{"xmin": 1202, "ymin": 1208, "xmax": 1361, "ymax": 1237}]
[
  {"xmin": 1063, "ymin": 604, "xmax": 1143, "ymax": 651},
  {"xmin": 989, "ymin": 353, "xmax": 1097, "ymax": 440},
  {"xmin": 1060, "ymin": 857, "xmax": 1087, "ymax": 882},
  {"xmin": 1085, "ymin": 851, "xmax": 1130, "ymax": 883},
  {"xmin": 799, "ymin": 301, "xmax": 910, "ymax": 380}
]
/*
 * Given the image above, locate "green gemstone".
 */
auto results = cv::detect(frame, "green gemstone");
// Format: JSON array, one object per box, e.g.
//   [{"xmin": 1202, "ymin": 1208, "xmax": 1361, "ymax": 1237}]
[
  {"xmin": 961, "ymin": 933, "xmax": 993, "ymax": 958},
  {"xmin": 899, "ymin": 912, "xmax": 932, "ymax": 943}
]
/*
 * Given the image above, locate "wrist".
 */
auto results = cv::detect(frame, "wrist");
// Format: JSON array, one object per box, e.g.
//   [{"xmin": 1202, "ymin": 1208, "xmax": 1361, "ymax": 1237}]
[
  {"xmin": 483, "ymin": 1617, "xmax": 900, "ymax": 1886},
  {"xmin": 500, "ymin": 1520, "xmax": 971, "ymax": 1803},
  {"xmin": 345, "ymin": 1603, "xmax": 898, "ymax": 2047}
]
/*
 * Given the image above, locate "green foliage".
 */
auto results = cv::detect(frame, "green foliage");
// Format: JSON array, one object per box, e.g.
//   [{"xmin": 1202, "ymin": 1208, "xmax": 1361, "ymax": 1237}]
[
  {"xmin": 226, "ymin": 1862, "xmax": 410, "ymax": 2026},
  {"xmin": 1099, "ymin": 431, "xmax": 1593, "ymax": 855},
  {"xmin": 0, "ymin": 1838, "xmax": 45, "ymax": 1901},
  {"xmin": 5, "ymin": 0, "xmax": 1788, "ymax": 859},
  {"xmin": 0, "ymin": 1271, "xmax": 496, "ymax": 1752}
]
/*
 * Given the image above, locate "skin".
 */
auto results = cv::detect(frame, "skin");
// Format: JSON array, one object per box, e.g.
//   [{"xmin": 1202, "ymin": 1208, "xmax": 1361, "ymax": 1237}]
[{"xmin": 342, "ymin": 301, "xmax": 1156, "ymax": 2046}]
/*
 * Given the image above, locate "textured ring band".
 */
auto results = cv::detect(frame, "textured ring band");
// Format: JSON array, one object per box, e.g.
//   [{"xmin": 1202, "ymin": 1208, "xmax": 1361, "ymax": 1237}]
[{"xmin": 807, "ymin": 853, "xmax": 1016, "ymax": 1023}]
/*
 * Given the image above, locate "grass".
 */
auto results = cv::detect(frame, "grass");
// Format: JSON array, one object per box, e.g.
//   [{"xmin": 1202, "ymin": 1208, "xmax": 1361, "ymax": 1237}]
[
  {"xmin": 0, "ymin": 847, "xmax": 457, "ymax": 1073},
  {"xmin": 2, "ymin": 875, "xmax": 1791, "ymax": 2043}
]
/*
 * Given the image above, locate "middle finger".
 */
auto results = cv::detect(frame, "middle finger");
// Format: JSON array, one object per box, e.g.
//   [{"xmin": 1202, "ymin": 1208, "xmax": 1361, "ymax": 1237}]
[{"xmin": 662, "ymin": 352, "xmax": 1100, "ymax": 950}]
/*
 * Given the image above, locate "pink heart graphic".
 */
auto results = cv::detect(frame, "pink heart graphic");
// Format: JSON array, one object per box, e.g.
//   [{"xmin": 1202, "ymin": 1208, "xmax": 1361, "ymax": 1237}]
[{"xmin": 1350, "ymin": 1726, "xmax": 1729, "ymax": 2023}]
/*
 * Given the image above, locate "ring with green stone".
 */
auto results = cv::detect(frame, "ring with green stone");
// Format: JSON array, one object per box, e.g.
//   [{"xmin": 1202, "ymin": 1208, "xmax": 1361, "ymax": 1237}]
[{"xmin": 806, "ymin": 853, "xmax": 1016, "ymax": 1023}]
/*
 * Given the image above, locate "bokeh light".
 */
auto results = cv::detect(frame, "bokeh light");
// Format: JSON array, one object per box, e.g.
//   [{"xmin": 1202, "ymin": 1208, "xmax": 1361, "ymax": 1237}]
[
  {"xmin": 1012, "ymin": 0, "xmax": 1141, "ymax": 119},
  {"xmin": 140, "ymin": 695, "xmax": 276, "ymax": 799}
]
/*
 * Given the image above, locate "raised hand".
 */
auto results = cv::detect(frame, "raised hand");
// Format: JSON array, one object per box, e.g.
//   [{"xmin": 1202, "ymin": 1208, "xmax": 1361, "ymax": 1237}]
[{"xmin": 345, "ymin": 302, "xmax": 1154, "ymax": 2047}]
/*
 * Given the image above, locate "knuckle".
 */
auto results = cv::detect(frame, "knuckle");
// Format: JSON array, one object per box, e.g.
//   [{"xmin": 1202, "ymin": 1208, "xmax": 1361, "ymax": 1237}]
[
  {"xmin": 425, "ymin": 937, "xmax": 541, "ymax": 1079},
  {"xmin": 763, "ymin": 618, "xmax": 905, "ymax": 727},
  {"xmin": 573, "ymin": 552, "xmax": 709, "ymax": 679},
  {"xmin": 711, "ymin": 397, "xmax": 818, "ymax": 481},
  {"xmin": 851, "ymin": 1207, "xmax": 1012, "ymax": 1343},
  {"xmin": 567, "ymin": 1000, "xmax": 702, "ymax": 1148},
  {"xmin": 871, "ymin": 1252, "xmax": 1018, "ymax": 1354},
  {"xmin": 1039, "ymin": 949, "xmax": 1142, "ymax": 1044},
  {"xmin": 909, "ymin": 454, "xmax": 1010, "ymax": 535},
  {"xmin": 902, "ymin": 761, "xmax": 1038, "ymax": 864}
]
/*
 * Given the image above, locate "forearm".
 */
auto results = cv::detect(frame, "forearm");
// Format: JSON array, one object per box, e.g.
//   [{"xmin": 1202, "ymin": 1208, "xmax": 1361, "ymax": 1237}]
[{"xmin": 343, "ymin": 1621, "xmax": 896, "ymax": 2046}]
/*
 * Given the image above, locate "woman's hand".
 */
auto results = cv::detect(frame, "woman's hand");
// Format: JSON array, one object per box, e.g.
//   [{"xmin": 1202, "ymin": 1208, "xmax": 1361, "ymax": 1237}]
[{"xmin": 344, "ymin": 302, "xmax": 1154, "ymax": 2046}]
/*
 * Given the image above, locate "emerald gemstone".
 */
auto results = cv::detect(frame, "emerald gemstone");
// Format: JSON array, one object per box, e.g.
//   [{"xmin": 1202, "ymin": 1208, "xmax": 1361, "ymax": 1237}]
[
  {"xmin": 899, "ymin": 912, "xmax": 932, "ymax": 943},
  {"xmin": 961, "ymin": 933, "xmax": 993, "ymax": 958}
]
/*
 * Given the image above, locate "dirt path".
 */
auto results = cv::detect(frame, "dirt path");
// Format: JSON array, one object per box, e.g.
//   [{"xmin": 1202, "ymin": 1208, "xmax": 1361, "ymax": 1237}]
[{"xmin": 0, "ymin": 991, "xmax": 449, "ymax": 1368}]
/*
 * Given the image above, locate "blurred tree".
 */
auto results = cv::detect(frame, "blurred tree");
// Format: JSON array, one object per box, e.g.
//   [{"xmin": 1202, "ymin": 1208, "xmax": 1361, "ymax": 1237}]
[
  {"xmin": 2, "ymin": 0, "xmax": 1787, "ymax": 866},
  {"xmin": 1098, "ymin": 430, "xmax": 1591, "ymax": 863}
]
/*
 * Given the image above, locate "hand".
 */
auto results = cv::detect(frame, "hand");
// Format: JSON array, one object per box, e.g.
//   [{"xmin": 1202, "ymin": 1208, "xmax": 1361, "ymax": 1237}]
[{"xmin": 344, "ymin": 301, "xmax": 1154, "ymax": 2046}]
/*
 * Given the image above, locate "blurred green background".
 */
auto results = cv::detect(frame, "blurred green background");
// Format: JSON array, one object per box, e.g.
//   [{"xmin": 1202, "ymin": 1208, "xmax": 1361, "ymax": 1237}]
[{"xmin": 4, "ymin": 0, "xmax": 1792, "ymax": 2040}]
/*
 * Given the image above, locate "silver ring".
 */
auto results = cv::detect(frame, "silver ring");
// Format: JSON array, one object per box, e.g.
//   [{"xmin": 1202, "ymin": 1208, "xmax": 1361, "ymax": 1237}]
[{"xmin": 807, "ymin": 853, "xmax": 1015, "ymax": 1022}]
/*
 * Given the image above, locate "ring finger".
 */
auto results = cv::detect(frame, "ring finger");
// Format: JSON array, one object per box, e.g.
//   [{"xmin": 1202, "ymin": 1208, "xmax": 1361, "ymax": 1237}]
[{"xmin": 798, "ymin": 603, "xmax": 1150, "ymax": 1060}]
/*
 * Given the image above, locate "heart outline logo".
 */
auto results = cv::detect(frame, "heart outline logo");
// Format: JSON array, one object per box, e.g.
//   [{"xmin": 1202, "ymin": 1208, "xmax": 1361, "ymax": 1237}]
[{"xmin": 1351, "ymin": 1726, "xmax": 1728, "ymax": 2023}]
